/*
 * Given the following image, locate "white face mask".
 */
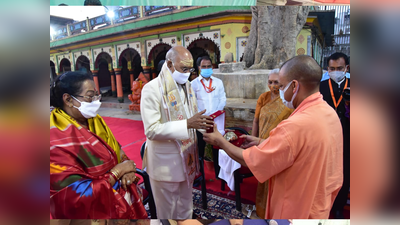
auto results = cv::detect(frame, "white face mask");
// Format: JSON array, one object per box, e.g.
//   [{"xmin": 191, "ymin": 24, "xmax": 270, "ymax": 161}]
[
  {"xmin": 171, "ymin": 63, "xmax": 191, "ymax": 84},
  {"xmin": 279, "ymin": 80, "xmax": 299, "ymax": 109},
  {"xmin": 329, "ymin": 70, "xmax": 346, "ymax": 83},
  {"xmin": 72, "ymin": 96, "xmax": 102, "ymax": 118}
]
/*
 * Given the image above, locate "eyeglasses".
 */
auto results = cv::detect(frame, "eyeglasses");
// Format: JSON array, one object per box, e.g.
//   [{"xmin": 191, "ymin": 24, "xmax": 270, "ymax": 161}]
[
  {"xmin": 171, "ymin": 61, "xmax": 195, "ymax": 73},
  {"xmin": 74, "ymin": 94, "xmax": 101, "ymax": 102},
  {"xmin": 181, "ymin": 67, "xmax": 195, "ymax": 73}
]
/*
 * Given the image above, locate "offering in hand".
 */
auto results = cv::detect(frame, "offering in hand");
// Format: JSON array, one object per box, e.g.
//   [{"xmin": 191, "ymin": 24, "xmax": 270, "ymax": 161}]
[{"xmin": 223, "ymin": 131, "xmax": 238, "ymax": 142}]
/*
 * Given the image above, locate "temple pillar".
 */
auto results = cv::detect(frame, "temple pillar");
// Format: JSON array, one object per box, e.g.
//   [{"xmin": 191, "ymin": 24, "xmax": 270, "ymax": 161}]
[
  {"xmin": 142, "ymin": 66, "xmax": 152, "ymax": 82},
  {"xmin": 92, "ymin": 70, "xmax": 100, "ymax": 94},
  {"xmin": 129, "ymin": 69, "xmax": 135, "ymax": 89},
  {"xmin": 110, "ymin": 69, "xmax": 117, "ymax": 97},
  {"xmin": 114, "ymin": 68, "xmax": 124, "ymax": 103}
]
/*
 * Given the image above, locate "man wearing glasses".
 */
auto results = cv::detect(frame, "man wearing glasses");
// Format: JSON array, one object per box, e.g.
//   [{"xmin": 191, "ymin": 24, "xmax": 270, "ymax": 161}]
[
  {"xmin": 140, "ymin": 46, "xmax": 214, "ymax": 219},
  {"xmin": 203, "ymin": 55, "xmax": 343, "ymax": 219}
]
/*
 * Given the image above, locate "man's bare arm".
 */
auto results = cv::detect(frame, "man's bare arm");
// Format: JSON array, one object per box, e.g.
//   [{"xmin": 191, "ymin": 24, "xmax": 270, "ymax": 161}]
[{"xmin": 202, "ymin": 124, "xmax": 248, "ymax": 166}]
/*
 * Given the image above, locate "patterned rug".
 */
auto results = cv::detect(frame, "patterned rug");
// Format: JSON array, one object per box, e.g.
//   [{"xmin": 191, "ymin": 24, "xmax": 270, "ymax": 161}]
[
  {"xmin": 192, "ymin": 189, "xmax": 254, "ymax": 219},
  {"xmin": 141, "ymin": 187, "xmax": 254, "ymax": 219}
]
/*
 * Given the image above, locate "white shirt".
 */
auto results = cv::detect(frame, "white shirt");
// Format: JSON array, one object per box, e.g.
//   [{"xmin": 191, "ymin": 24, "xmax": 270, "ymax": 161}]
[{"xmin": 191, "ymin": 75, "xmax": 227, "ymax": 116}]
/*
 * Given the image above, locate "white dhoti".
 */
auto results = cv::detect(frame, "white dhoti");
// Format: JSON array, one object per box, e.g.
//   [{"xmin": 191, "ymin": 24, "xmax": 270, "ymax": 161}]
[{"xmin": 149, "ymin": 178, "xmax": 193, "ymax": 219}]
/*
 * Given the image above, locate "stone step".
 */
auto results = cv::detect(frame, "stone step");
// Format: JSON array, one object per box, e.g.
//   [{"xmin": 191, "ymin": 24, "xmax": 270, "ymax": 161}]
[
  {"xmin": 101, "ymin": 101, "xmax": 131, "ymax": 110},
  {"xmin": 224, "ymin": 98, "xmax": 257, "ymax": 132}
]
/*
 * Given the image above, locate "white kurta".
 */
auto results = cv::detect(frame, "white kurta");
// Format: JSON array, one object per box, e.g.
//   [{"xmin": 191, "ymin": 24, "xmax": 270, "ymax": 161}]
[
  {"xmin": 140, "ymin": 77, "xmax": 191, "ymax": 182},
  {"xmin": 191, "ymin": 75, "xmax": 226, "ymax": 116},
  {"xmin": 140, "ymin": 77, "xmax": 195, "ymax": 219}
]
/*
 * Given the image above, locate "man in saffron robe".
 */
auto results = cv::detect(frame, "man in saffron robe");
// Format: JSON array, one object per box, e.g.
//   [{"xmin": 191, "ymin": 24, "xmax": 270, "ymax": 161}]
[
  {"xmin": 251, "ymin": 68, "xmax": 293, "ymax": 218},
  {"xmin": 203, "ymin": 55, "xmax": 343, "ymax": 219}
]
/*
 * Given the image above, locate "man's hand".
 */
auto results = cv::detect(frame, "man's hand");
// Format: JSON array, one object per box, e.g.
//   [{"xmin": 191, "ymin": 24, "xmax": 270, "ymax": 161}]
[
  {"xmin": 239, "ymin": 134, "xmax": 261, "ymax": 148},
  {"xmin": 187, "ymin": 109, "xmax": 214, "ymax": 130},
  {"xmin": 203, "ymin": 123, "xmax": 224, "ymax": 146}
]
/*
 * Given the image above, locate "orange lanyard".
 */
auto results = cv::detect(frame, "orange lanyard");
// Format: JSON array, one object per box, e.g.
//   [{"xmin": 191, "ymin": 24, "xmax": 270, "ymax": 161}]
[
  {"xmin": 329, "ymin": 78, "xmax": 348, "ymax": 109},
  {"xmin": 200, "ymin": 79, "xmax": 214, "ymax": 93}
]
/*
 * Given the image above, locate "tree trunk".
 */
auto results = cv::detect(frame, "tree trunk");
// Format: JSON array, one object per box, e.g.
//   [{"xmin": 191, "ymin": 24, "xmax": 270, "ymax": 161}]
[{"xmin": 244, "ymin": 6, "xmax": 310, "ymax": 69}]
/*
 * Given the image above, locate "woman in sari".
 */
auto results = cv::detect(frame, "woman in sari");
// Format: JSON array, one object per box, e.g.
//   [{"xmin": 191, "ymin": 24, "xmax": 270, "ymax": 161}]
[
  {"xmin": 250, "ymin": 69, "xmax": 293, "ymax": 219},
  {"xmin": 50, "ymin": 71, "xmax": 147, "ymax": 221}
]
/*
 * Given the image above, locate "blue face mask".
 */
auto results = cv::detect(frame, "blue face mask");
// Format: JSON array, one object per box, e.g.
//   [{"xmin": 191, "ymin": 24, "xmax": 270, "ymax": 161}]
[{"xmin": 200, "ymin": 68, "xmax": 213, "ymax": 78}]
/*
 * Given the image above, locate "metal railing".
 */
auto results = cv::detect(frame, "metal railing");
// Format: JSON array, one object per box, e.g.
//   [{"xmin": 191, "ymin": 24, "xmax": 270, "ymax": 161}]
[
  {"xmin": 51, "ymin": 6, "xmax": 185, "ymax": 41},
  {"xmin": 70, "ymin": 20, "xmax": 88, "ymax": 35},
  {"xmin": 89, "ymin": 14, "xmax": 111, "ymax": 30},
  {"xmin": 318, "ymin": 5, "xmax": 351, "ymax": 68},
  {"xmin": 144, "ymin": 6, "xmax": 175, "ymax": 16},
  {"xmin": 320, "ymin": 5, "xmax": 350, "ymax": 45},
  {"xmin": 114, "ymin": 6, "xmax": 140, "ymax": 23}
]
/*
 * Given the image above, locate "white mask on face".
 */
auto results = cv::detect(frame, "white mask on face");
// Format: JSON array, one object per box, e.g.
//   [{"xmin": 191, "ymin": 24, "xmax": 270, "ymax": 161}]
[
  {"xmin": 329, "ymin": 69, "xmax": 347, "ymax": 83},
  {"xmin": 279, "ymin": 80, "xmax": 299, "ymax": 109},
  {"xmin": 171, "ymin": 63, "xmax": 191, "ymax": 84},
  {"xmin": 72, "ymin": 96, "xmax": 102, "ymax": 118}
]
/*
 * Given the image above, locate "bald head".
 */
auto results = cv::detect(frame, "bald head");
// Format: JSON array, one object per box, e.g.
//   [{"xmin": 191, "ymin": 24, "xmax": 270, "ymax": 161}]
[
  {"xmin": 166, "ymin": 46, "xmax": 194, "ymax": 73},
  {"xmin": 280, "ymin": 55, "xmax": 322, "ymax": 90},
  {"xmin": 166, "ymin": 46, "xmax": 193, "ymax": 65}
]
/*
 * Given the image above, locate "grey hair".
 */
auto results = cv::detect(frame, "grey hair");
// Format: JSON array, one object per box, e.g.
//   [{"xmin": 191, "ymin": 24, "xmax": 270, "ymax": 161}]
[
  {"xmin": 166, "ymin": 48, "xmax": 178, "ymax": 63},
  {"xmin": 269, "ymin": 68, "xmax": 280, "ymax": 75}
]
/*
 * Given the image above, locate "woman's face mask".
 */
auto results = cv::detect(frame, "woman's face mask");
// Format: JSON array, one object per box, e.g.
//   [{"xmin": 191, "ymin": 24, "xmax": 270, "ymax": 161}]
[{"xmin": 72, "ymin": 96, "xmax": 101, "ymax": 119}]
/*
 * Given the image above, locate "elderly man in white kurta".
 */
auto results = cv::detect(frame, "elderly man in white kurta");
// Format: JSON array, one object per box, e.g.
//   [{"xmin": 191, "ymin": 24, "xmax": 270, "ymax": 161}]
[{"xmin": 140, "ymin": 46, "xmax": 214, "ymax": 219}]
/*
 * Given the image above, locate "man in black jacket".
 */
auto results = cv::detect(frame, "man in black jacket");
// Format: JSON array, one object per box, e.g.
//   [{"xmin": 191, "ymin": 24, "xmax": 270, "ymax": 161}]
[{"xmin": 320, "ymin": 52, "xmax": 350, "ymax": 218}]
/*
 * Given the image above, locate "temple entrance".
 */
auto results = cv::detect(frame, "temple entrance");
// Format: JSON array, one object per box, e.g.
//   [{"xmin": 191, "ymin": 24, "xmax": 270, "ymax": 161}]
[
  {"xmin": 119, "ymin": 48, "xmax": 143, "ymax": 92},
  {"xmin": 75, "ymin": 55, "xmax": 92, "ymax": 76},
  {"xmin": 59, "ymin": 58, "xmax": 71, "ymax": 74},
  {"xmin": 187, "ymin": 37, "xmax": 221, "ymax": 70},
  {"xmin": 147, "ymin": 43, "xmax": 172, "ymax": 75},
  {"xmin": 95, "ymin": 52, "xmax": 112, "ymax": 94}
]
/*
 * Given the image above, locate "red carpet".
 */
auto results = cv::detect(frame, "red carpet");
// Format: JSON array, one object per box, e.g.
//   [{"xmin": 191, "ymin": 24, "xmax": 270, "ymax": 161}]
[
  {"xmin": 104, "ymin": 116, "xmax": 258, "ymax": 204},
  {"xmin": 197, "ymin": 163, "xmax": 258, "ymax": 205},
  {"xmin": 105, "ymin": 117, "xmax": 349, "ymax": 219},
  {"xmin": 103, "ymin": 117, "xmax": 146, "ymax": 181}
]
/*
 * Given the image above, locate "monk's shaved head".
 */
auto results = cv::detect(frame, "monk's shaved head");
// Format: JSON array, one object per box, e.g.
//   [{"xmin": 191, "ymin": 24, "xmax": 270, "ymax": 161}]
[{"xmin": 280, "ymin": 55, "xmax": 322, "ymax": 90}]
